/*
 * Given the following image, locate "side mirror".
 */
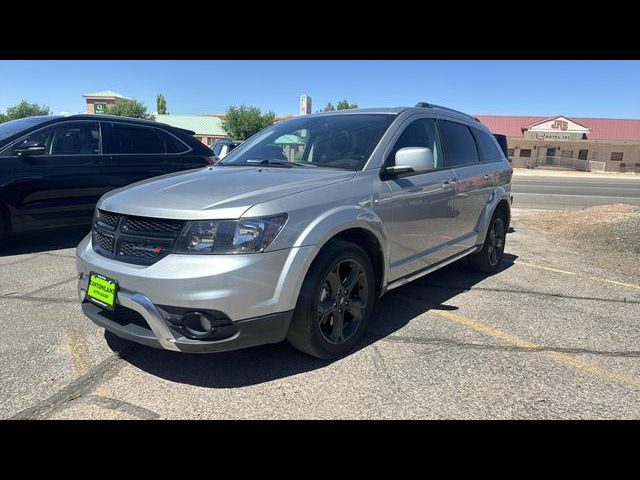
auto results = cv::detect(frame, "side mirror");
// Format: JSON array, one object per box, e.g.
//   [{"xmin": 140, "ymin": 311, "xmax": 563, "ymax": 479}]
[
  {"xmin": 14, "ymin": 141, "xmax": 46, "ymax": 156},
  {"xmin": 386, "ymin": 147, "xmax": 435, "ymax": 176}
]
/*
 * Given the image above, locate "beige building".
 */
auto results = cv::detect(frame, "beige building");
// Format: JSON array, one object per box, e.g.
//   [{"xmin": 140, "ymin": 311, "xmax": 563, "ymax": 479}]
[{"xmin": 476, "ymin": 115, "xmax": 640, "ymax": 173}]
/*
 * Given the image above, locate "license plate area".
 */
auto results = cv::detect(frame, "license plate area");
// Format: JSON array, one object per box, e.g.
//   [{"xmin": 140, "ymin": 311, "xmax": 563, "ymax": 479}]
[{"xmin": 86, "ymin": 273, "xmax": 118, "ymax": 310}]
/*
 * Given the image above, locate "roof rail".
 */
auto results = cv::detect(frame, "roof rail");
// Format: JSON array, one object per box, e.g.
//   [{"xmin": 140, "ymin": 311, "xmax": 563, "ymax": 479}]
[{"xmin": 414, "ymin": 102, "xmax": 480, "ymax": 122}]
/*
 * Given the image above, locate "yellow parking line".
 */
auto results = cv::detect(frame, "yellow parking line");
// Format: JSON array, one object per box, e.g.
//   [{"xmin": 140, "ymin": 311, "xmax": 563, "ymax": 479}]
[
  {"xmin": 514, "ymin": 260, "xmax": 577, "ymax": 276},
  {"xmin": 588, "ymin": 276, "xmax": 640, "ymax": 291},
  {"xmin": 394, "ymin": 294, "xmax": 640, "ymax": 390}
]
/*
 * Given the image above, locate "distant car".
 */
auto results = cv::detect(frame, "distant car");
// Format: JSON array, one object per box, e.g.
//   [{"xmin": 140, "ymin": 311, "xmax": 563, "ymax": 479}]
[
  {"xmin": 493, "ymin": 134, "xmax": 510, "ymax": 162},
  {"xmin": 0, "ymin": 114, "xmax": 216, "ymax": 240},
  {"xmin": 211, "ymin": 139, "xmax": 242, "ymax": 160}
]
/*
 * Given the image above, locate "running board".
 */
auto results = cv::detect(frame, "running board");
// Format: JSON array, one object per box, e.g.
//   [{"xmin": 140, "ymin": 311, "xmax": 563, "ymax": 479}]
[{"xmin": 384, "ymin": 246, "xmax": 480, "ymax": 292}]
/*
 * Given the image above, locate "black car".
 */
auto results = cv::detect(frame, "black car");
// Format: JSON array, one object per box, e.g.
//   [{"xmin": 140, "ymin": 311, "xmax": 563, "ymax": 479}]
[{"xmin": 0, "ymin": 114, "xmax": 215, "ymax": 240}]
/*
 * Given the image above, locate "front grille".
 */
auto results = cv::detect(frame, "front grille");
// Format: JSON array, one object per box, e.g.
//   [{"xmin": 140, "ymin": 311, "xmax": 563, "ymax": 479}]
[
  {"xmin": 96, "ymin": 209, "xmax": 120, "ymax": 229},
  {"xmin": 92, "ymin": 210, "xmax": 185, "ymax": 265},
  {"xmin": 122, "ymin": 216, "xmax": 184, "ymax": 235},
  {"xmin": 94, "ymin": 229, "xmax": 115, "ymax": 253}
]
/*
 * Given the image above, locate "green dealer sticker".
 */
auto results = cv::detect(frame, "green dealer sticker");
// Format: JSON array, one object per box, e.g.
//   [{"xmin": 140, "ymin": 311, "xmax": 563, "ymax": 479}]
[{"xmin": 86, "ymin": 273, "xmax": 118, "ymax": 310}]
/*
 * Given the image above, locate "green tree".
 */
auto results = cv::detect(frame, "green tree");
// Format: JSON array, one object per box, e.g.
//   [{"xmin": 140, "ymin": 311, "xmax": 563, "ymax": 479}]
[
  {"xmin": 105, "ymin": 99, "xmax": 153, "ymax": 120},
  {"xmin": 323, "ymin": 102, "xmax": 336, "ymax": 112},
  {"xmin": 336, "ymin": 99, "xmax": 358, "ymax": 110},
  {"xmin": 222, "ymin": 105, "xmax": 275, "ymax": 140},
  {"xmin": 1, "ymin": 100, "xmax": 51, "ymax": 122},
  {"xmin": 156, "ymin": 93, "xmax": 167, "ymax": 115}
]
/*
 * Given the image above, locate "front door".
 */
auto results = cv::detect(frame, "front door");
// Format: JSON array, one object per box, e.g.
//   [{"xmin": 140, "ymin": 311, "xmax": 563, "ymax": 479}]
[
  {"xmin": 4, "ymin": 121, "xmax": 108, "ymax": 232},
  {"xmin": 378, "ymin": 117, "xmax": 459, "ymax": 281}
]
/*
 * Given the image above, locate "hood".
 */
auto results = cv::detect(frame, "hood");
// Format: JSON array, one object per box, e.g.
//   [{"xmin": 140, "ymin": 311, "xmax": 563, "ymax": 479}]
[{"xmin": 98, "ymin": 166, "xmax": 356, "ymax": 220}]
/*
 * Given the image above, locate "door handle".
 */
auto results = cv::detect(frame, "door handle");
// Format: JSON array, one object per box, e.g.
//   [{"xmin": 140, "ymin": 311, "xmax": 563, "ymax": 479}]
[
  {"xmin": 441, "ymin": 179, "xmax": 457, "ymax": 190},
  {"xmin": 483, "ymin": 173, "xmax": 493, "ymax": 180}
]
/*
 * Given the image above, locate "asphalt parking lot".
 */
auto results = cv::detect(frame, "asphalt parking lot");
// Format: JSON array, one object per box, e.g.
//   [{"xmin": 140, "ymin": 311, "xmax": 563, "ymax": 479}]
[{"xmin": 1, "ymin": 207, "xmax": 639, "ymax": 419}]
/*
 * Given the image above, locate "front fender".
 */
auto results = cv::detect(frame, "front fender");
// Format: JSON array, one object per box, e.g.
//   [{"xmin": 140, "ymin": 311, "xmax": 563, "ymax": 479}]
[{"xmin": 288, "ymin": 204, "xmax": 391, "ymax": 292}]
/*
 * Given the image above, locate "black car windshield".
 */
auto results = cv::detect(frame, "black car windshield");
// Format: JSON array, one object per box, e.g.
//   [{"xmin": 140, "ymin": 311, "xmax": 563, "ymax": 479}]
[
  {"xmin": 219, "ymin": 113, "xmax": 395, "ymax": 171},
  {"xmin": 0, "ymin": 116, "xmax": 55, "ymax": 142}
]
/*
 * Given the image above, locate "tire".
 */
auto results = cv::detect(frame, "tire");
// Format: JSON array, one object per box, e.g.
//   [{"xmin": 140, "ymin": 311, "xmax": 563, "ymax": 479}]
[
  {"xmin": 287, "ymin": 239, "xmax": 375, "ymax": 359},
  {"xmin": 467, "ymin": 209, "xmax": 507, "ymax": 273}
]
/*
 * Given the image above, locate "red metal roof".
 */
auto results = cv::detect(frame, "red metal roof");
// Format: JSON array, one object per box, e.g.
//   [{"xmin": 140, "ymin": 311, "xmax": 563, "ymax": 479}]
[{"xmin": 475, "ymin": 115, "xmax": 640, "ymax": 142}]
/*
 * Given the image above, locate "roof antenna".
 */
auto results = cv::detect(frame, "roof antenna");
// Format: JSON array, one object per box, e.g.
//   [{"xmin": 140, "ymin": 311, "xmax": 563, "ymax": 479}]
[{"xmin": 415, "ymin": 102, "xmax": 431, "ymax": 108}]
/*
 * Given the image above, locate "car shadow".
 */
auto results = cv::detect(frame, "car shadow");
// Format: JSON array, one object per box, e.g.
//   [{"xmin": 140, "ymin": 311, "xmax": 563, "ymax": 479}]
[
  {"xmin": 107, "ymin": 253, "xmax": 518, "ymax": 388},
  {"xmin": 0, "ymin": 226, "xmax": 90, "ymax": 256}
]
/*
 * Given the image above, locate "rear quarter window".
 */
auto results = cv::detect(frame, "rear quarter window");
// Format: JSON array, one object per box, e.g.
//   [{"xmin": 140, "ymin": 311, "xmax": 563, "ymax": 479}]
[{"xmin": 474, "ymin": 129, "xmax": 504, "ymax": 163}]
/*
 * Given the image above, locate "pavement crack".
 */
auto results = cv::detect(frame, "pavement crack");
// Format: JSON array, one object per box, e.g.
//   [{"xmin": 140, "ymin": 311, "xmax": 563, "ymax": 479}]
[
  {"xmin": 25, "ymin": 276, "xmax": 78, "ymax": 297},
  {"xmin": 409, "ymin": 283, "xmax": 640, "ymax": 305},
  {"xmin": 8, "ymin": 346, "xmax": 137, "ymax": 420},
  {"xmin": 84, "ymin": 395, "xmax": 160, "ymax": 420},
  {"xmin": 0, "ymin": 294, "xmax": 77, "ymax": 304},
  {"xmin": 368, "ymin": 332, "xmax": 640, "ymax": 359}
]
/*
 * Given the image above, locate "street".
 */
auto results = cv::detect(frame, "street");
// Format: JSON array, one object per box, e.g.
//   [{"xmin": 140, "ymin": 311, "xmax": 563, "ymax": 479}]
[
  {"xmin": 512, "ymin": 173, "xmax": 640, "ymax": 209},
  {"xmin": 1, "ymin": 173, "xmax": 639, "ymax": 419}
]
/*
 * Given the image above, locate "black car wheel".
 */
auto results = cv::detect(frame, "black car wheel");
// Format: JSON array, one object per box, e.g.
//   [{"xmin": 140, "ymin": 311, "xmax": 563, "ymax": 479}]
[
  {"xmin": 287, "ymin": 239, "xmax": 375, "ymax": 359},
  {"xmin": 468, "ymin": 209, "xmax": 507, "ymax": 273}
]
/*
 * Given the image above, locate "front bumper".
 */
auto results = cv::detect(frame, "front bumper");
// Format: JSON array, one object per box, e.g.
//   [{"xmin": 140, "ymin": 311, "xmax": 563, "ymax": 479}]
[
  {"xmin": 76, "ymin": 234, "xmax": 318, "ymax": 353},
  {"xmin": 78, "ymin": 273, "xmax": 293, "ymax": 353}
]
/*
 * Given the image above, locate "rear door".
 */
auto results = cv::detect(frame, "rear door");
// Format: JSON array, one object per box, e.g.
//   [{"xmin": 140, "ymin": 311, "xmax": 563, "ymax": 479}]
[
  {"xmin": 438, "ymin": 119, "xmax": 489, "ymax": 247},
  {"xmin": 101, "ymin": 121, "xmax": 177, "ymax": 188},
  {"xmin": 3, "ymin": 120, "xmax": 108, "ymax": 231}
]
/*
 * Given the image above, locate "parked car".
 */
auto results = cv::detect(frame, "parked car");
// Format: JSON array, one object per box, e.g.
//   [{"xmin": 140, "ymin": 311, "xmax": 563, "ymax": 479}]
[
  {"xmin": 77, "ymin": 103, "xmax": 513, "ymax": 359},
  {"xmin": 493, "ymin": 134, "xmax": 510, "ymax": 162},
  {"xmin": 0, "ymin": 114, "xmax": 215, "ymax": 240},
  {"xmin": 211, "ymin": 139, "xmax": 242, "ymax": 161}
]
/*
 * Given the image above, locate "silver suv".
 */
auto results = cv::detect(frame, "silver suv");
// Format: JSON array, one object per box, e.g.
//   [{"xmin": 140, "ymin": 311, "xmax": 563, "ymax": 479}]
[{"xmin": 76, "ymin": 103, "xmax": 512, "ymax": 359}]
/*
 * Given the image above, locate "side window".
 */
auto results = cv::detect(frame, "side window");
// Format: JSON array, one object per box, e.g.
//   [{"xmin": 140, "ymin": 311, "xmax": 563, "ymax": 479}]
[
  {"xmin": 108, "ymin": 124, "xmax": 165, "ymax": 154},
  {"xmin": 387, "ymin": 118, "xmax": 441, "ymax": 168},
  {"xmin": 12, "ymin": 122, "xmax": 100, "ymax": 155},
  {"xmin": 212, "ymin": 144, "xmax": 223, "ymax": 156},
  {"xmin": 158, "ymin": 130, "xmax": 189, "ymax": 154},
  {"xmin": 474, "ymin": 130, "xmax": 504, "ymax": 163},
  {"xmin": 51, "ymin": 123, "xmax": 100, "ymax": 155},
  {"xmin": 439, "ymin": 120, "xmax": 480, "ymax": 168}
]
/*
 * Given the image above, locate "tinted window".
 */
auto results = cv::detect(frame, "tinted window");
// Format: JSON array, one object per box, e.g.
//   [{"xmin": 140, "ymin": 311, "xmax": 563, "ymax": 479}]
[
  {"xmin": 387, "ymin": 118, "xmax": 441, "ymax": 168},
  {"xmin": 474, "ymin": 130, "xmax": 503, "ymax": 163},
  {"xmin": 12, "ymin": 122, "xmax": 99, "ymax": 155},
  {"xmin": 158, "ymin": 130, "xmax": 189, "ymax": 154},
  {"xmin": 212, "ymin": 144, "xmax": 223, "ymax": 156},
  {"xmin": 109, "ymin": 124, "xmax": 165, "ymax": 154},
  {"xmin": 440, "ymin": 120, "xmax": 479, "ymax": 167}
]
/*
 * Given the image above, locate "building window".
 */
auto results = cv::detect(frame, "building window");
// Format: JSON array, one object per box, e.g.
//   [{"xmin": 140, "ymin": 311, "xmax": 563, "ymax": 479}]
[
  {"xmin": 591, "ymin": 151, "xmax": 598, "ymax": 160},
  {"xmin": 610, "ymin": 152, "xmax": 624, "ymax": 161},
  {"xmin": 578, "ymin": 149, "xmax": 588, "ymax": 160},
  {"xmin": 520, "ymin": 149, "xmax": 532, "ymax": 158},
  {"xmin": 207, "ymin": 137, "xmax": 214, "ymax": 146},
  {"xmin": 561, "ymin": 150, "xmax": 573, "ymax": 158},
  {"xmin": 508, "ymin": 148, "xmax": 515, "ymax": 157}
]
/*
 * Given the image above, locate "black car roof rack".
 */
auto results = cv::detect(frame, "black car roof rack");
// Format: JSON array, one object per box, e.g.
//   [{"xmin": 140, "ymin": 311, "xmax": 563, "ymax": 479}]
[{"xmin": 414, "ymin": 102, "xmax": 481, "ymax": 122}]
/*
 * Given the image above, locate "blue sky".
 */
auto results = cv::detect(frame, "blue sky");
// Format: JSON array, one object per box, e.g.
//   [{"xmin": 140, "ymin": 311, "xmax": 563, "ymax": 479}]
[{"xmin": 0, "ymin": 60, "xmax": 638, "ymax": 118}]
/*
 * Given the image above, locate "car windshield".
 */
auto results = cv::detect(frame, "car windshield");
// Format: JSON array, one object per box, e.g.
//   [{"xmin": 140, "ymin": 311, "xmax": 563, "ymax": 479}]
[
  {"xmin": 219, "ymin": 114, "xmax": 395, "ymax": 171},
  {"xmin": 0, "ymin": 116, "xmax": 54, "ymax": 142}
]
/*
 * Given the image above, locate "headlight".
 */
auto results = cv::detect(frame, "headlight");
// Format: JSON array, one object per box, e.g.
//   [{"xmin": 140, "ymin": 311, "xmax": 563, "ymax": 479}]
[{"xmin": 173, "ymin": 214, "xmax": 287, "ymax": 254}]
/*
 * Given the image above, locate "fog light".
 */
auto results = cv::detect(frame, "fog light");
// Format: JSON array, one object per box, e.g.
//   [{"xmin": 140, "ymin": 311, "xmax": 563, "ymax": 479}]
[{"xmin": 181, "ymin": 312, "xmax": 216, "ymax": 339}]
